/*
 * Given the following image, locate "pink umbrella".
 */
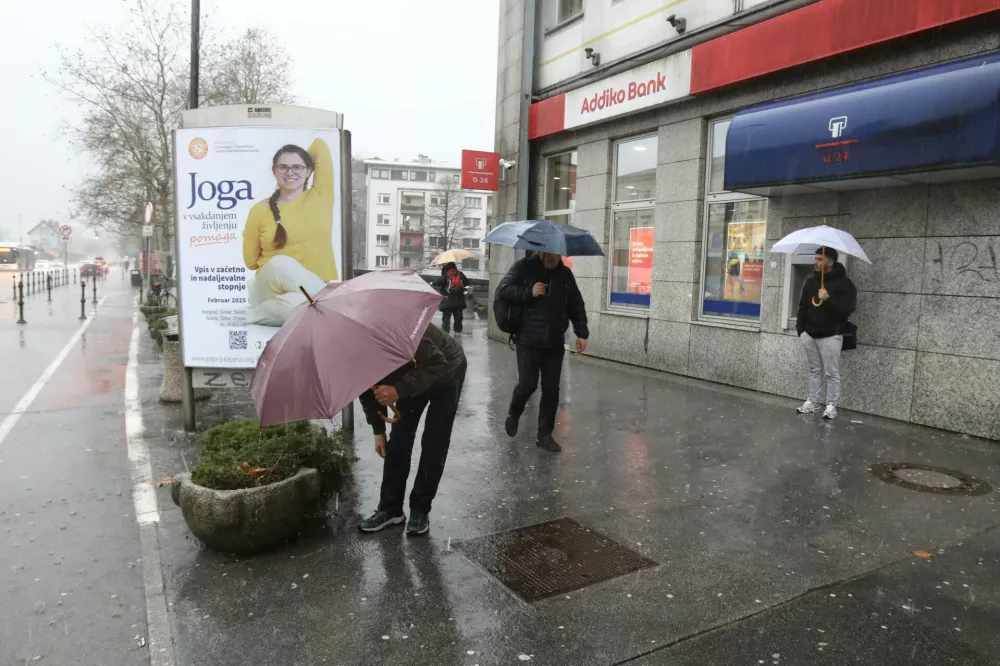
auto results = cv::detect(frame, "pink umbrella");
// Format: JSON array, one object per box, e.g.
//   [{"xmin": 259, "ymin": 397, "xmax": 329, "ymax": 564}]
[{"xmin": 250, "ymin": 270, "xmax": 443, "ymax": 428}]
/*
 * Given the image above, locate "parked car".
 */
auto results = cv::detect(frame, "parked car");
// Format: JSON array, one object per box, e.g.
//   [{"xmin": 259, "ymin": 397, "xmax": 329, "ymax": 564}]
[{"xmin": 79, "ymin": 263, "xmax": 100, "ymax": 279}]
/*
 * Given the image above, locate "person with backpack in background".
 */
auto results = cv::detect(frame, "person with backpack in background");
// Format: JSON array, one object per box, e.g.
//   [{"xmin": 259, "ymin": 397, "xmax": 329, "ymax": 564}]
[
  {"xmin": 432, "ymin": 262, "xmax": 469, "ymax": 333},
  {"xmin": 495, "ymin": 251, "xmax": 588, "ymax": 453}
]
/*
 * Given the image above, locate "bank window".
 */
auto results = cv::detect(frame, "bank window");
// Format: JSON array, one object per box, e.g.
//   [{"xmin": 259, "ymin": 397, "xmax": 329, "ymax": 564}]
[
  {"xmin": 371, "ymin": 168, "xmax": 388, "ymax": 179},
  {"xmin": 462, "ymin": 258, "xmax": 480, "ymax": 270},
  {"xmin": 465, "ymin": 197, "xmax": 482, "ymax": 209},
  {"xmin": 377, "ymin": 193, "xmax": 390, "ymax": 205},
  {"xmin": 428, "ymin": 235, "xmax": 444, "ymax": 248},
  {"xmin": 545, "ymin": 151, "xmax": 577, "ymax": 215},
  {"xmin": 452, "ymin": 174, "xmax": 460, "ymax": 183},
  {"xmin": 609, "ymin": 135, "xmax": 656, "ymax": 310},
  {"xmin": 463, "ymin": 238, "xmax": 480, "ymax": 249},
  {"xmin": 701, "ymin": 117, "xmax": 767, "ymax": 322},
  {"xmin": 428, "ymin": 172, "xmax": 436, "ymax": 182},
  {"xmin": 463, "ymin": 217, "xmax": 481, "ymax": 228},
  {"xmin": 375, "ymin": 234, "xmax": 389, "ymax": 246},
  {"xmin": 708, "ymin": 119, "xmax": 730, "ymax": 194},
  {"xmin": 375, "ymin": 255, "xmax": 388, "ymax": 268},
  {"xmin": 376, "ymin": 214, "xmax": 390, "ymax": 225}
]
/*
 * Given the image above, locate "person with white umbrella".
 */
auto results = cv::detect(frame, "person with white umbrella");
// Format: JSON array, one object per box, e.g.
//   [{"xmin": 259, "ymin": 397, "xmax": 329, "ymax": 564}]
[
  {"xmin": 771, "ymin": 223, "xmax": 867, "ymax": 420},
  {"xmin": 793, "ymin": 245, "xmax": 857, "ymax": 420}
]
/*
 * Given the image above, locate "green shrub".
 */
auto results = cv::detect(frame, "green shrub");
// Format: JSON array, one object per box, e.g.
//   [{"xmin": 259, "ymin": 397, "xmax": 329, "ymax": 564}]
[{"xmin": 191, "ymin": 419, "xmax": 356, "ymax": 493}]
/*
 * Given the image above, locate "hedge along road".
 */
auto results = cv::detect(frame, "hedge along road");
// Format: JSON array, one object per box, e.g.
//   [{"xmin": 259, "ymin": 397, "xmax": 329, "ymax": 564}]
[{"xmin": 0, "ymin": 281, "xmax": 169, "ymax": 666}]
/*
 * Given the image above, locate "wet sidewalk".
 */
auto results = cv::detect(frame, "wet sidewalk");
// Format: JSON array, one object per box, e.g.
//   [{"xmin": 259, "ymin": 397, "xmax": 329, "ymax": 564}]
[{"xmin": 138, "ymin": 312, "xmax": 1000, "ymax": 666}]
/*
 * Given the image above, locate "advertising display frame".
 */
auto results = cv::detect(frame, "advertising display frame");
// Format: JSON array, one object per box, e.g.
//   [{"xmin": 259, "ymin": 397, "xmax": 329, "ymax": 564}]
[{"xmin": 173, "ymin": 105, "xmax": 352, "ymax": 431}]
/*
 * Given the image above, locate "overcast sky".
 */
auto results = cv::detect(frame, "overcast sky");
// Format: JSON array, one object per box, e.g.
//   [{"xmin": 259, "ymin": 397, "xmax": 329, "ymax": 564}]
[{"xmin": 0, "ymin": 0, "xmax": 499, "ymax": 238}]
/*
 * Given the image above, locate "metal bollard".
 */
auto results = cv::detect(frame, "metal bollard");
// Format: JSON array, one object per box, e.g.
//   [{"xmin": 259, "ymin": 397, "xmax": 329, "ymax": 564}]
[
  {"xmin": 47, "ymin": 274, "xmax": 52, "ymax": 302},
  {"xmin": 92, "ymin": 277, "xmax": 97, "ymax": 305},
  {"xmin": 11, "ymin": 275, "xmax": 15, "ymax": 300},
  {"xmin": 16, "ymin": 279, "xmax": 26, "ymax": 324},
  {"xmin": 79, "ymin": 281, "xmax": 87, "ymax": 320},
  {"xmin": 73, "ymin": 269, "xmax": 77, "ymax": 284}
]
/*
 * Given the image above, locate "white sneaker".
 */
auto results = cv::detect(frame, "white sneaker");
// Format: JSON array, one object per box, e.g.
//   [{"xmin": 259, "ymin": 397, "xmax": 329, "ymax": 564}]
[
  {"xmin": 823, "ymin": 404, "xmax": 838, "ymax": 420},
  {"xmin": 797, "ymin": 400, "xmax": 821, "ymax": 414}
]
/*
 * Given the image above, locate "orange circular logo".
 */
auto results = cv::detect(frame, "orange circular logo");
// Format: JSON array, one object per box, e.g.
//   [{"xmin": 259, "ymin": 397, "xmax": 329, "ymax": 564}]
[{"xmin": 188, "ymin": 138, "xmax": 208, "ymax": 160}]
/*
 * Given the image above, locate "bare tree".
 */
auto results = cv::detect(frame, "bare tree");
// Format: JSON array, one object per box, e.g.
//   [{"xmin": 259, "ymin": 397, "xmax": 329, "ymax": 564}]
[
  {"xmin": 201, "ymin": 28, "xmax": 295, "ymax": 106},
  {"xmin": 46, "ymin": 0, "xmax": 295, "ymax": 248},
  {"xmin": 424, "ymin": 178, "xmax": 469, "ymax": 265},
  {"xmin": 350, "ymin": 156, "xmax": 367, "ymax": 269}
]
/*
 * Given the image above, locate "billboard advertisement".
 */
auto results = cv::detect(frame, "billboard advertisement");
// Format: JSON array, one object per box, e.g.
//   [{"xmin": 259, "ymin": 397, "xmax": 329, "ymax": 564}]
[{"xmin": 174, "ymin": 127, "xmax": 343, "ymax": 368}]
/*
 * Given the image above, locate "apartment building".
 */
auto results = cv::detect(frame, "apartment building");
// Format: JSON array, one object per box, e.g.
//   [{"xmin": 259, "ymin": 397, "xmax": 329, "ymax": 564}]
[{"xmin": 364, "ymin": 157, "xmax": 493, "ymax": 279}]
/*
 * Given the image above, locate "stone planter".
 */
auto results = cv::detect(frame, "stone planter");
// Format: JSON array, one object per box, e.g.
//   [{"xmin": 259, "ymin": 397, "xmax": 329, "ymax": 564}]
[
  {"xmin": 159, "ymin": 339, "xmax": 211, "ymax": 403},
  {"xmin": 140, "ymin": 305, "xmax": 169, "ymax": 317},
  {"xmin": 170, "ymin": 468, "xmax": 321, "ymax": 552}
]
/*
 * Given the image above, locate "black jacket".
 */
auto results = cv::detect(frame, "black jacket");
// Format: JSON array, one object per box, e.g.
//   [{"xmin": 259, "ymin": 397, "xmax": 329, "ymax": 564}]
[
  {"xmin": 359, "ymin": 324, "xmax": 467, "ymax": 435},
  {"xmin": 797, "ymin": 262, "xmax": 857, "ymax": 339},
  {"xmin": 431, "ymin": 269, "xmax": 469, "ymax": 311},
  {"xmin": 496, "ymin": 257, "xmax": 589, "ymax": 348}
]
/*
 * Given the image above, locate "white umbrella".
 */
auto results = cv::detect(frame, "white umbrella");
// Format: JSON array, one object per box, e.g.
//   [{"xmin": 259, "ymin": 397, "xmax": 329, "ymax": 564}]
[
  {"xmin": 771, "ymin": 225, "xmax": 871, "ymax": 264},
  {"xmin": 771, "ymin": 224, "xmax": 870, "ymax": 308}
]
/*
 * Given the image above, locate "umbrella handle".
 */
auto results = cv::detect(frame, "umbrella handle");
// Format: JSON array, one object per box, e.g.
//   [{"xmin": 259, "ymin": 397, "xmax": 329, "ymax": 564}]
[
  {"xmin": 812, "ymin": 247, "xmax": 826, "ymax": 308},
  {"xmin": 378, "ymin": 404, "xmax": 401, "ymax": 424}
]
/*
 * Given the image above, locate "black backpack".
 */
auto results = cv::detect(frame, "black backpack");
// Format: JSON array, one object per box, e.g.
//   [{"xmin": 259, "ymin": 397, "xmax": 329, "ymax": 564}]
[{"xmin": 493, "ymin": 289, "xmax": 522, "ymax": 335}]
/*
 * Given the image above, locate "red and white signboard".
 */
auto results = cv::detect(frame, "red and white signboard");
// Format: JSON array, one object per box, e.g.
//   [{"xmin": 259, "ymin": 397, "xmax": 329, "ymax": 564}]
[
  {"xmin": 627, "ymin": 227, "xmax": 654, "ymax": 294},
  {"xmin": 461, "ymin": 150, "xmax": 500, "ymax": 191},
  {"xmin": 530, "ymin": 51, "xmax": 692, "ymax": 139},
  {"xmin": 58, "ymin": 224, "xmax": 72, "ymax": 238}
]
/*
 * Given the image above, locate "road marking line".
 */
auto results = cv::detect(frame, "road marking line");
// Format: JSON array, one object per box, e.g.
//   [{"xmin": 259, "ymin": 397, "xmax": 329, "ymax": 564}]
[
  {"xmin": 0, "ymin": 294, "xmax": 109, "ymax": 449},
  {"xmin": 126, "ymin": 296, "xmax": 177, "ymax": 666}
]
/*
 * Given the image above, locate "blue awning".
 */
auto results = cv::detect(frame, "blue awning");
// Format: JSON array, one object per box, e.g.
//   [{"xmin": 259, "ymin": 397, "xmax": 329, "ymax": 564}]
[{"xmin": 724, "ymin": 51, "xmax": 1000, "ymax": 195}]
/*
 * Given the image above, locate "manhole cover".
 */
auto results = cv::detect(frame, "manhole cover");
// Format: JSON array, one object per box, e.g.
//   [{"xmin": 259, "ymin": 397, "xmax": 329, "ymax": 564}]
[
  {"xmin": 869, "ymin": 463, "xmax": 993, "ymax": 496},
  {"xmin": 454, "ymin": 517, "xmax": 657, "ymax": 603}
]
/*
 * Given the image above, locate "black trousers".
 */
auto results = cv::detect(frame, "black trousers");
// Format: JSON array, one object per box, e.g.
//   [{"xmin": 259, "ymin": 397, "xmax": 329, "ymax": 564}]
[
  {"xmin": 441, "ymin": 309, "xmax": 464, "ymax": 332},
  {"xmin": 509, "ymin": 344, "xmax": 565, "ymax": 437},
  {"xmin": 379, "ymin": 363, "xmax": 466, "ymax": 515}
]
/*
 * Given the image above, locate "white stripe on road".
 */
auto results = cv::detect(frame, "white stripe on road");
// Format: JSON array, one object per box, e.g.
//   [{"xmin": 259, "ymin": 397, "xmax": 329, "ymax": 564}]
[
  {"xmin": 126, "ymin": 304, "xmax": 159, "ymax": 525},
  {"xmin": 0, "ymin": 294, "xmax": 109, "ymax": 449},
  {"xmin": 125, "ymin": 296, "xmax": 176, "ymax": 666}
]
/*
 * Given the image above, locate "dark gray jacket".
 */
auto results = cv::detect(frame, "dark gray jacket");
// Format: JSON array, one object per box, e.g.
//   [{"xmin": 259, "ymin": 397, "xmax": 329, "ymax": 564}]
[
  {"xmin": 496, "ymin": 257, "xmax": 588, "ymax": 348},
  {"xmin": 796, "ymin": 262, "xmax": 857, "ymax": 339},
  {"xmin": 359, "ymin": 324, "xmax": 466, "ymax": 435}
]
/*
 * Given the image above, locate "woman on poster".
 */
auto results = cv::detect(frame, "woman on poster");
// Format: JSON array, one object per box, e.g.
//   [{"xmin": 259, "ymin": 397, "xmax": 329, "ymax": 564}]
[{"xmin": 242, "ymin": 138, "xmax": 339, "ymax": 326}]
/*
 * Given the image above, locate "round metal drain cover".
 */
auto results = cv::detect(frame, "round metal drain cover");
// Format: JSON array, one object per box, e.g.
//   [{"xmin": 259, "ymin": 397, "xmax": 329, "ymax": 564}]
[{"xmin": 869, "ymin": 462, "xmax": 993, "ymax": 496}]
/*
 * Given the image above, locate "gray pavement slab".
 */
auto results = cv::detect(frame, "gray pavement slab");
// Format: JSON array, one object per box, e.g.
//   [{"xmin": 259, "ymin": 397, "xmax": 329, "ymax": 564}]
[
  {"xmin": 0, "ymin": 280, "xmax": 147, "ymax": 666},
  {"xmin": 138, "ymin": 311, "xmax": 1000, "ymax": 666}
]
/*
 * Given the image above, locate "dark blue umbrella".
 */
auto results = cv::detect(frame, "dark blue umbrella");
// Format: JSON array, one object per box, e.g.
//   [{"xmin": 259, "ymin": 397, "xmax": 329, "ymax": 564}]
[{"xmin": 484, "ymin": 220, "xmax": 604, "ymax": 257}]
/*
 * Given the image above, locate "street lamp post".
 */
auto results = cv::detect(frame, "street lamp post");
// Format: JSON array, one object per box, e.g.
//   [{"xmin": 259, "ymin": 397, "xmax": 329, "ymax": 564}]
[{"xmin": 181, "ymin": 0, "xmax": 201, "ymax": 433}]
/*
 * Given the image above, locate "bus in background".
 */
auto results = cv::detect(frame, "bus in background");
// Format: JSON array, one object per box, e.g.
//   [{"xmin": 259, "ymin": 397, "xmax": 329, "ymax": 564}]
[{"xmin": 0, "ymin": 243, "xmax": 37, "ymax": 270}]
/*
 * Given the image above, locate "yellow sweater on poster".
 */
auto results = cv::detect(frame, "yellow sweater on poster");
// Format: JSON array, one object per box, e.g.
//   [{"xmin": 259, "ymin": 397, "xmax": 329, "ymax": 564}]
[{"xmin": 242, "ymin": 138, "xmax": 339, "ymax": 282}]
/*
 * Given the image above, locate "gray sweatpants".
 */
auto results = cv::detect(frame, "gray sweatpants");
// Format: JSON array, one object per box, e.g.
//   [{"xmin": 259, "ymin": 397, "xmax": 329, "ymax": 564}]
[{"xmin": 800, "ymin": 333, "xmax": 843, "ymax": 406}]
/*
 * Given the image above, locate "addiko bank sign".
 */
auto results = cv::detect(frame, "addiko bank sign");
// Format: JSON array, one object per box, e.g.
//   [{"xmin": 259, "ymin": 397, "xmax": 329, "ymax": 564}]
[{"xmin": 529, "ymin": 50, "xmax": 692, "ymax": 139}]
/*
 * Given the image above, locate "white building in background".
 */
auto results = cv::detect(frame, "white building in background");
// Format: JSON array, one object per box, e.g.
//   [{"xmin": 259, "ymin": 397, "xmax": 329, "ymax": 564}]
[{"xmin": 363, "ymin": 157, "xmax": 492, "ymax": 279}]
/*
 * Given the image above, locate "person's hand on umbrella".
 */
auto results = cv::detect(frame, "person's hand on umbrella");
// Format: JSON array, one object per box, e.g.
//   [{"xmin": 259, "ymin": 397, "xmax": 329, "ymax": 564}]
[
  {"xmin": 532, "ymin": 282, "xmax": 547, "ymax": 297},
  {"xmin": 818, "ymin": 288, "xmax": 830, "ymax": 302},
  {"xmin": 374, "ymin": 434, "xmax": 387, "ymax": 458},
  {"xmin": 373, "ymin": 384, "xmax": 399, "ymax": 407}
]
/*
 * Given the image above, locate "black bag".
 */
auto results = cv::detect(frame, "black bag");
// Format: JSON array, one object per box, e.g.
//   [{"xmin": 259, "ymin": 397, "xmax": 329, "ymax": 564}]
[
  {"xmin": 841, "ymin": 321, "xmax": 858, "ymax": 351},
  {"xmin": 493, "ymin": 291, "xmax": 522, "ymax": 335}
]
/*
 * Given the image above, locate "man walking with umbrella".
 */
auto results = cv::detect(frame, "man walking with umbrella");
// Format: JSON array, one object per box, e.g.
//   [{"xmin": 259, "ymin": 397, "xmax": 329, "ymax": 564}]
[
  {"xmin": 796, "ymin": 246, "xmax": 857, "ymax": 420},
  {"xmin": 497, "ymin": 251, "xmax": 588, "ymax": 452}
]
